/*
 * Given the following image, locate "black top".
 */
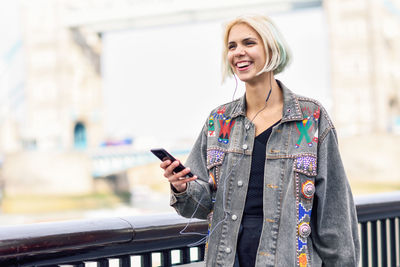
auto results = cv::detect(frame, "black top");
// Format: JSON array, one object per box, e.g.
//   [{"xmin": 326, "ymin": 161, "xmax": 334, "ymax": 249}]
[
  {"xmin": 243, "ymin": 120, "xmax": 280, "ymax": 216},
  {"xmin": 235, "ymin": 120, "xmax": 280, "ymax": 267}
]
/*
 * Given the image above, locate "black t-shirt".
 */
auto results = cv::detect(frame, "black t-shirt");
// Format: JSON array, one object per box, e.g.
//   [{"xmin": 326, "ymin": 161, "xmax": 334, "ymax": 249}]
[
  {"xmin": 243, "ymin": 120, "xmax": 280, "ymax": 216},
  {"xmin": 236, "ymin": 120, "xmax": 280, "ymax": 267}
]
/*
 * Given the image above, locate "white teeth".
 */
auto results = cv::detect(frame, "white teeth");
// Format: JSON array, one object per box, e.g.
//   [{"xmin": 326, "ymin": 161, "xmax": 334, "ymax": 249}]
[{"xmin": 237, "ymin": 61, "xmax": 250, "ymax": 68}]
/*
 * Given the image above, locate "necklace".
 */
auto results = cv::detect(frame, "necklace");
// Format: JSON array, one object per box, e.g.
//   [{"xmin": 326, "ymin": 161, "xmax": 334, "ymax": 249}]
[
  {"xmin": 249, "ymin": 77, "xmax": 273, "ymax": 124},
  {"xmin": 249, "ymin": 88, "xmax": 272, "ymax": 125}
]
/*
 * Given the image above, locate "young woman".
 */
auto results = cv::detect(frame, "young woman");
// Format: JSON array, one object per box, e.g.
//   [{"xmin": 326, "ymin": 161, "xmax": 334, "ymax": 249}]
[{"xmin": 160, "ymin": 15, "xmax": 360, "ymax": 267}]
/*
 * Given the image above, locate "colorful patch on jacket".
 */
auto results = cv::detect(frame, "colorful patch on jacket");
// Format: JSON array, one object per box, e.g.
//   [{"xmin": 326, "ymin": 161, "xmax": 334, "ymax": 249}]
[
  {"xmin": 218, "ymin": 118, "xmax": 236, "ymax": 144},
  {"xmin": 208, "ymin": 171, "xmax": 217, "ymax": 190},
  {"xmin": 208, "ymin": 115, "xmax": 216, "ymax": 137},
  {"xmin": 295, "ymin": 155, "xmax": 317, "ymax": 176},
  {"xmin": 295, "ymin": 107, "xmax": 320, "ymax": 148},
  {"xmin": 299, "ymin": 253, "xmax": 308, "ymax": 267},
  {"xmin": 299, "ymin": 203, "xmax": 312, "ymax": 222},
  {"xmin": 212, "ymin": 106, "xmax": 227, "ymax": 120},
  {"xmin": 295, "ymin": 119, "xmax": 313, "ymax": 148},
  {"xmin": 207, "ymin": 149, "xmax": 225, "ymax": 168},
  {"xmin": 294, "ymin": 156, "xmax": 316, "ymax": 267}
]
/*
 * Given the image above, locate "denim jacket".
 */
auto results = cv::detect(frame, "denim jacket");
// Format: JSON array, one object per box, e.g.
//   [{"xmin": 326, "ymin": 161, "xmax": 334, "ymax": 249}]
[{"xmin": 170, "ymin": 81, "xmax": 360, "ymax": 267}]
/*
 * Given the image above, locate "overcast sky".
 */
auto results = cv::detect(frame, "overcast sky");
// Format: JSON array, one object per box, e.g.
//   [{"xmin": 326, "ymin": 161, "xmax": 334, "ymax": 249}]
[{"xmin": 102, "ymin": 7, "xmax": 330, "ymax": 149}]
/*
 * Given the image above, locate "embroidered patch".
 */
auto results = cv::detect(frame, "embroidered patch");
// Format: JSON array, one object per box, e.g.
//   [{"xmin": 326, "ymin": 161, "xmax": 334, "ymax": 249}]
[
  {"xmin": 208, "ymin": 115, "xmax": 216, "ymax": 137},
  {"xmin": 295, "ymin": 119, "xmax": 313, "ymax": 148},
  {"xmin": 295, "ymin": 168, "xmax": 314, "ymax": 267},
  {"xmin": 312, "ymin": 129, "xmax": 318, "ymax": 143},
  {"xmin": 207, "ymin": 149, "xmax": 225, "ymax": 168},
  {"xmin": 295, "ymin": 155, "xmax": 317, "ymax": 176},
  {"xmin": 302, "ymin": 181, "xmax": 315, "ymax": 199},
  {"xmin": 212, "ymin": 106, "xmax": 227, "ymax": 120},
  {"xmin": 299, "ymin": 203, "xmax": 312, "ymax": 222},
  {"xmin": 295, "ymin": 107, "xmax": 320, "ymax": 148},
  {"xmin": 298, "ymin": 238, "xmax": 307, "ymax": 251},
  {"xmin": 299, "ymin": 253, "xmax": 308, "ymax": 267},
  {"xmin": 218, "ymin": 118, "xmax": 236, "ymax": 144},
  {"xmin": 208, "ymin": 171, "xmax": 217, "ymax": 190}
]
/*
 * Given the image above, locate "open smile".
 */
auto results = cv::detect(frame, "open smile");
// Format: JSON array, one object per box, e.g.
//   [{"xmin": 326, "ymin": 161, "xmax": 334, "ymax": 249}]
[{"xmin": 235, "ymin": 61, "xmax": 253, "ymax": 71}]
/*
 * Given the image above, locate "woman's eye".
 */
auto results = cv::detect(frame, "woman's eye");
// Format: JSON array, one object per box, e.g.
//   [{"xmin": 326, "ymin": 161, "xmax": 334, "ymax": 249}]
[
  {"xmin": 228, "ymin": 44, "xmax": 236, "ymax": 50},
  {"xmin": 245, "ymin": 41, "xmax": 255, "ymax": 46}
]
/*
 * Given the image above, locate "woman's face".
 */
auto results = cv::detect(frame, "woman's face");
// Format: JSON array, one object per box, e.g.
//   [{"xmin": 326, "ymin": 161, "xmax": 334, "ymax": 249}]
[{"xmin": 227, "ymin": 23, "xmax": 267, "ymax": 83}]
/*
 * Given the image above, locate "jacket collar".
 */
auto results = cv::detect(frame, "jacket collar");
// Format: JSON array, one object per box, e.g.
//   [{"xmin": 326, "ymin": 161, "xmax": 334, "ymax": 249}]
[{"xmin": 230, "ymin": 79, "xmax": 303, "ymax": 122}]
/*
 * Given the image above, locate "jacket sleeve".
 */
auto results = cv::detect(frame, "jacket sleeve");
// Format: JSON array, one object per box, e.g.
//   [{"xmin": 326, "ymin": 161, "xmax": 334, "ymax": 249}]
[
  {"xmin": 311, "ymin": 127, "xmax": 360, "ymax": 266},
  {"xmin": 170, "ymin": 123, "xmax": 213, "ymax": 220}
]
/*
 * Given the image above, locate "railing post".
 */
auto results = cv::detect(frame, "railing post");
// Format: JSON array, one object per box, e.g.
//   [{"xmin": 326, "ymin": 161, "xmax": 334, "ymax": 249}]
[
  {"xmin": 161, "ymin": 250, "xmax": 171, "ymax": 266},
  {"xmin": 141, "ymin": 253, "xmax": 152, "ymax": 267},
  {"xmin": 370, "ymin": 220, "xmax": 378, "ymax": 266},
  {"xmin": 119, "ymin": 255, "xmax": 131, "ymax": 267},
  {"xmin": 389, "ymin": 218, "xmax": 397, "ymax": 266},
  {"xmin": 380, "ymin": 219, "xmax": 387, "ymax": 267},
  {"xmin": 361, "ymin": 222, "xmax": 369, "ymax": 267},
  {"xmin": 181, "ymin": 247, "xmax": 191, "ymax": 264},
  {"xmin": 98, "ymin": 258, "xmax": 109, "ymax": 267},
  {"xmin": 199, "ymin": 245, "xmax": 205, "ymax": 262}
]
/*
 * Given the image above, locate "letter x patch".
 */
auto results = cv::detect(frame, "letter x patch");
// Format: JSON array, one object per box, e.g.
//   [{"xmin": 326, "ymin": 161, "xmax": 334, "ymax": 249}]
[{"xmin": 295, "ymin": 119, "xmax": 313, "ymax": 148}]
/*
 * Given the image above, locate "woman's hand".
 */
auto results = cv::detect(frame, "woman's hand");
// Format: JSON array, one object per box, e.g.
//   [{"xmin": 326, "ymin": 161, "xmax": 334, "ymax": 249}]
[{"xmin": 160, "ymin": 160, "xmax": 198, "ymax": 193}]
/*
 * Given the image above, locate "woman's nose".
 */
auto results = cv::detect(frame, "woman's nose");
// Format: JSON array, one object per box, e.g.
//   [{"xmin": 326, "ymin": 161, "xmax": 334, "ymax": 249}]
[{"xmin": 234, "ymin": 46, "xmax": 246, "ymax": 56}]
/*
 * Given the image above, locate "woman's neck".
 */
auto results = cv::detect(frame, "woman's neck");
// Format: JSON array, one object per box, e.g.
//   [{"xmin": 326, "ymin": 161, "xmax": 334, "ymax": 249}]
[{"xmin": 245, "ymin": 72, "xmax": 283, "ymax": 114}]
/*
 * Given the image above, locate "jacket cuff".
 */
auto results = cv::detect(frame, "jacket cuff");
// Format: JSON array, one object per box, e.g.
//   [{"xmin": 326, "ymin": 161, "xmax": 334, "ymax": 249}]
[{"xmin": 170, "ymin": 182, "xmax": 191, "ymax": 205}]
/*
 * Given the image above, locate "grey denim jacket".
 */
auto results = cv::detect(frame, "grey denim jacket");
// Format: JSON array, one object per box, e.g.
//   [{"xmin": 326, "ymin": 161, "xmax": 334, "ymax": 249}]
[{"xmin": 170, "ymin": 81, "xmax": 360, "ymax": 267}]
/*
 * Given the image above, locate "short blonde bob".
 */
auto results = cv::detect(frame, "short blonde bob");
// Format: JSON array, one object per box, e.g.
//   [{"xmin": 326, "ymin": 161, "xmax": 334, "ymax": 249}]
[{"xmin": 222, "ymin": 15, "xmax": 291, "ymax": 82}]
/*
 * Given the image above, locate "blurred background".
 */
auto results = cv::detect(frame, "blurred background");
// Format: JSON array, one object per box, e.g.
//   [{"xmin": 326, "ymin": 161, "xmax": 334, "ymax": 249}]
[{"xmin": 0, "ymin": 0, "xmax": 399, "ymax": 225}]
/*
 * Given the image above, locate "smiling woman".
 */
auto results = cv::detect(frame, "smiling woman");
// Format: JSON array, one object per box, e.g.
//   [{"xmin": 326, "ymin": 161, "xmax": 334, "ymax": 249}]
[
  {"xmin": 159, "ymin": 14, "xmax": 360, "ymax": 267},
  {"xmin": 222, "ymin": 15, "xmax": 291, "ymax": 83}
]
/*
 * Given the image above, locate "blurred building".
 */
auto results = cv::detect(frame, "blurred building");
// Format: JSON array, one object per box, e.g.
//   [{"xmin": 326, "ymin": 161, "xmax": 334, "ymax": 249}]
[
  {"xmin": 19, "ymin": 0, "xmax": 103, "ymax": 151},
  {"xmin": 0, "ymin": 0, "xmax": 103, "ymax": 196},
  {"xmin": 326, "ymin": 0, "xmax": 400, "ymax": 135}
]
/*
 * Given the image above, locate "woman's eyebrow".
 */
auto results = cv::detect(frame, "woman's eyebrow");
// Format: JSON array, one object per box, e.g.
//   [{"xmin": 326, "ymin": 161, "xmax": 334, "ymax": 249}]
[
  {"xmin": 228, "ymin": 37, "xmax": 257, "ymax": 45},
  {"xmin": 242, "ymin": 37, "xmax": 257, "ymax": 42}
]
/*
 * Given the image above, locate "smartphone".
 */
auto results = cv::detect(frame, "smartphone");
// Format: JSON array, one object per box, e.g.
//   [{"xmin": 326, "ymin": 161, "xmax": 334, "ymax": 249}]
[{"xmin": 150, "ymin": 148, "xmax": 194, "ymax": 177}]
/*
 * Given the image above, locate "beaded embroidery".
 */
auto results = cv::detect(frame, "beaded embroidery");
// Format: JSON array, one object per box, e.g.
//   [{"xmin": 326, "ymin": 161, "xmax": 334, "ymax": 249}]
[
  {"xmin": 207, "ymin": 149, "xmax": 225, "ymax": 168},
  {"xmin": 208, "ymin": 115, "xmax": 216, "ymax": 137},
  {"xmin": 299, "ymin": 203, "xmax": 312, "ymax": 222},
  {"xmin": 209, "ymin": 172, "xmax": 217, "ymax": 190},
  {"xmin": 294, "ymin": 156, "xmax": 316, "ymax": 267},
  {"xmin": 212, "ymin": 106, "xmax": 227, "ymax": 120},
  {"xmin": 298, "ymin": 238, "xmax": 307, "ymax": 251},
  {"xmin": 218, "ymin": 118, "xmax": 236, "ymax": 144},
  {"xmin": 295, "ymin": 155, "xmax": 317, "ymax": 176},
  {"xmin": 299, "ymin": 253, "xmax": 308, "ymax": 267},
  {"xmin": 295, "ymin": 107, "xmax": 320, "ymax": 148}
]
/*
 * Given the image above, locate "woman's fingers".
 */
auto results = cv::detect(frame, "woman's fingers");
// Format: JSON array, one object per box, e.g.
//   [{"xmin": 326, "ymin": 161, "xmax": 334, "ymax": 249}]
[
  {"xmin": 160, "ymin": 159, "xmax": 198, "ymax": 192},
  {"xmin": 160, "ymin": 159, "xmax": 171, "ymax": 169},
  {"xmin": 163, "ymin": 160, "xmax": 179, "ymax": 178}
]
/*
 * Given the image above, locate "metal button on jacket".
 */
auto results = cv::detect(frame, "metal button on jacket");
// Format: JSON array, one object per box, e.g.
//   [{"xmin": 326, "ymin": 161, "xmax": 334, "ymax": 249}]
[{"xmin": 298, "ymin": 222, "xmax": 311, "ymax": 238}]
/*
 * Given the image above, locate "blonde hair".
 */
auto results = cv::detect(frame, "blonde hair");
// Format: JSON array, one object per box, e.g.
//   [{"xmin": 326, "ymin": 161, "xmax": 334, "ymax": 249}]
[{"xmin": 221, "ymin": 15, "xmax": 291, "ymax": 82}]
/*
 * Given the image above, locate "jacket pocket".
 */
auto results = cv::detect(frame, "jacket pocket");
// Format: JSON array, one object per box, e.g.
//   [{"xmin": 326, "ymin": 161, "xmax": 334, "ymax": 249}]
[
  {"xmin": 206, "ymin": 147, "xmax": 227, "ymax": 191},
  {"xmin": 293, "ymin": 154, "xmax": 317, "ymax": 267}
]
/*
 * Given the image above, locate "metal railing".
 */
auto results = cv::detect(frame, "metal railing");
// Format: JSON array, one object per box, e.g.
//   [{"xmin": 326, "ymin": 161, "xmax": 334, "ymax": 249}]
[
  {"xmin": 0, "ymin": 192, "xmax": 399, "ymax": 267},
  {"xmin": 356, "ymin": 191, "xmax": 400, "ymax": 267}
]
